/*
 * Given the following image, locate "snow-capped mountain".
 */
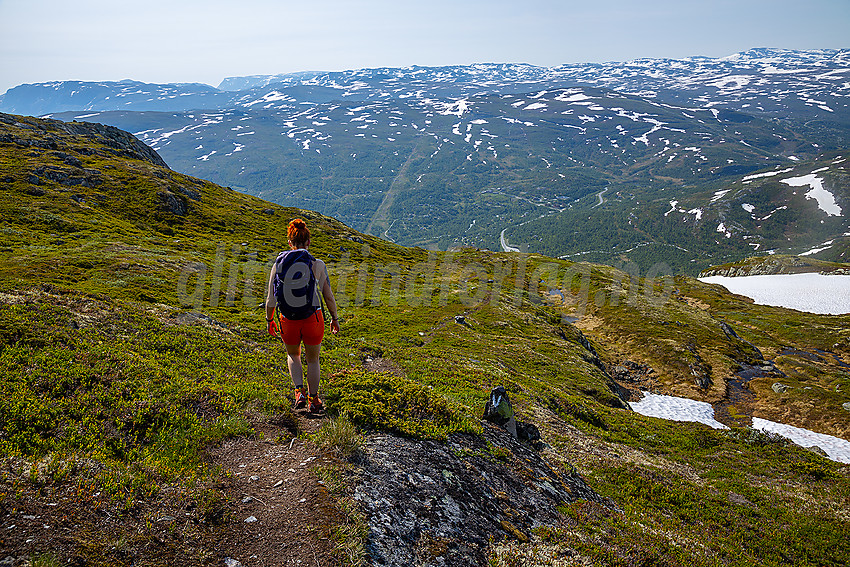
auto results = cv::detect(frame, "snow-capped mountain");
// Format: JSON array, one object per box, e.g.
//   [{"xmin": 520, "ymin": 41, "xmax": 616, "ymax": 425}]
[{"xmin": 3, "ymin": 48, "xmax": 848, "ymax": 273}]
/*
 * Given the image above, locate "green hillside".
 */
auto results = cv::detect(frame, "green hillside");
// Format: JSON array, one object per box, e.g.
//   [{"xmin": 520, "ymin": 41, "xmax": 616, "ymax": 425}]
[{"xmin": 1, "ymin": 113, "xmax": 849, "ymax": 566}]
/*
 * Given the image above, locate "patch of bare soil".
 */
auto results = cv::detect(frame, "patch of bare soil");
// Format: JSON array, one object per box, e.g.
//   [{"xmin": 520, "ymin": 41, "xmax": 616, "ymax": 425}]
[
  {"xmin": 208, "ymin": 412, "xmax": 344, "ymax": 567},
  {"xmin": 362, "ymin": 356, "xmax": 403, "ymax": 376}
]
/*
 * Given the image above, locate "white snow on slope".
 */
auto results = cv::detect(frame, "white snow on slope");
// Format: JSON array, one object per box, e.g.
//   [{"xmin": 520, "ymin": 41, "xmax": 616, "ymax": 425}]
[
  {"xmin": 752, "ymin": 418, "xmax": 850, "ymax": 464},
  {"xmin": 710, "ymin": 189, "xmax": 731, "ymax": 203},
  {"xmin": 800, "ymin": 240, "xmax": 834, "ymax": 256},
  {"xmin": 781, "ymin": 174, "xmax": 842, "ymax": 216},
  {"xmin": 245, "ymin": 91, "xmax": 293, "ymax": 106},
  {"xmin": 629, "ymin": 393, "xmax": 728, "ymax": 429},
  {"xmin": 707, "ymin": 74, "xmax": 753, "ymax": 90},
  {"xmin": 439, "ymin": 99, "xmax": 471, "ymax": 117},
  {"xmin": 698, "ymin": 273, "xmax": 850, "ymax": 315},
  {"xmin": 555, "ymin": 91, "xmax": 591, "ymax": 103},
  {"xmin": 716, "ymin": 222, "xmax": 732, "ymax": 238},
  {"xmin": 742, "ymin": 167, "xmax": 795, "ymax": 182},
  {"xmin": 630, "ymin": 393, "xmax": 850, "ymax": 463}
]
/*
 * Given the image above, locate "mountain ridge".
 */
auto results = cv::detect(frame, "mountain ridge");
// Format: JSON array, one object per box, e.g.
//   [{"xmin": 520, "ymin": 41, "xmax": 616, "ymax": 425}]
[{"xmin": 1, "ymin": 48, "xmax": 848, "ymax": 275}]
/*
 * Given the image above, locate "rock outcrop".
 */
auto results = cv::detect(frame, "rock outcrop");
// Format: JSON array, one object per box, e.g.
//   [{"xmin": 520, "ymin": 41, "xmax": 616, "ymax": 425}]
[
  {"xmin": 699, "ymin": 256, "xmax": 849, "ymax": 277},
  {"xmin": 348, "ymin": 423, "xmax": 607, "ymax": 566},
  {"xmin": 0, "ymin": 112, "xmax": 168, "ymax": 169}
]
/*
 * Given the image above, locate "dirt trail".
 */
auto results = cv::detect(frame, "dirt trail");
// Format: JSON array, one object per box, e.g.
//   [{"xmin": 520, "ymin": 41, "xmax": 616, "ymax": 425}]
[{"xmin": 211, "ymin": 413, "xmax": 342, "ymax": 567}]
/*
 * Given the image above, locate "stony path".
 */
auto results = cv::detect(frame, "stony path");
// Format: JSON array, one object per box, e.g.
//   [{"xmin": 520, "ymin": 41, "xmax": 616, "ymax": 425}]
[{"xmin": 211, "ymin": 415, "xmax": 342, "ymax": 567}]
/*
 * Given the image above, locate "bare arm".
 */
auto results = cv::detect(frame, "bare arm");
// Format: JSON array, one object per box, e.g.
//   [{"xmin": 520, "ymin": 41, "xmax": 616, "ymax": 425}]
[
  {"xmin": 265, "ymin": 263, "xmax": 277, "ymax": 321},
  {"xmin": 314, "ymin": 259, "xmax": 339, "ymax": 333}
]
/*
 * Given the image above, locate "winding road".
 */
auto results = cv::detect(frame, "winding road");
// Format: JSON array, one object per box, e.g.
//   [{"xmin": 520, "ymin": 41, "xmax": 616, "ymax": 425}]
[
  {"xmin": 500, "ymin": 228, "xmax": 520, "ymax": 252},
  {"xmin": 592, "ymin": 187, "xmax": 608, "ymax": 209}
]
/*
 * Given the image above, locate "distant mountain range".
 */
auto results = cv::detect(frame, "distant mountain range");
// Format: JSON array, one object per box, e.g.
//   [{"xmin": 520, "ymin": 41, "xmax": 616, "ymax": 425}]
[{"xmin": 3, "ymin": 48, "xmax": 848, "ymax": 273}]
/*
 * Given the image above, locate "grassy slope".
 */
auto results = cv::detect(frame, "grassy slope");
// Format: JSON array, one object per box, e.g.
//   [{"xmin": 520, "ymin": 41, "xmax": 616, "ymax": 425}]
[{"xmin": 1, "ymin": 113, "xmax": 849, "ymax": 566}]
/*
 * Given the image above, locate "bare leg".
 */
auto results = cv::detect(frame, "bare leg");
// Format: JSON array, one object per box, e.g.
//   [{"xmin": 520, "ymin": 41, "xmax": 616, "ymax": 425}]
[
  {"xmin": 285, "ymin": 342, "xmax": 304, "ymax": 389},
  {"xmin": 303, "ymin": 343, "xmax": 322, "ymax": 396}
]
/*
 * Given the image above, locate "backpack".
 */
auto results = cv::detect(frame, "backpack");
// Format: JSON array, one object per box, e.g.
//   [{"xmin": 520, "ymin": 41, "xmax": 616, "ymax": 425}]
[{"xmin": 273, "ymin": 249, "xmax": 320, "ymax": 320}]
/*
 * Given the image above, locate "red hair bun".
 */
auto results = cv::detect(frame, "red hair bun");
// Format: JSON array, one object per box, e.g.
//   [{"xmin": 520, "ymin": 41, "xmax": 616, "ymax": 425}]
[{"xmin": 288, "ymin": 218, "xmax": 310, "ymax": 246}]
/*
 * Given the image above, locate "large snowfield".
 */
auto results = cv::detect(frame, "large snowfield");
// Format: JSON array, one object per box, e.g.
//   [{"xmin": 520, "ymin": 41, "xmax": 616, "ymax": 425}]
[
  {"xmin": 630, "ymin": 393, "xmax": 850, "ymax": 464},
  {"xmin": 698, "ymin": 273, "xmax": 850, "ymax": 315}
]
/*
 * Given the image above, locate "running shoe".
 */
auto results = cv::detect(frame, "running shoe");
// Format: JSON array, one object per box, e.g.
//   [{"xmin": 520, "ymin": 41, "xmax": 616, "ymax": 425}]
[
  {"xmin": 308, "ymin": 395, "xmax": 324, "ymax": 414},
  {"xmin": 293, "ymin": 388, "xmax": 307, "ymax": 409}
]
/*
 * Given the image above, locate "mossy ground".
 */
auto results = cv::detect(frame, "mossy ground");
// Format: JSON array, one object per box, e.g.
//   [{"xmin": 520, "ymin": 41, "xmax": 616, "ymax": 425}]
[{"xmin": 1, "ymin": 114, "xmax": 849, "ymax": 565}]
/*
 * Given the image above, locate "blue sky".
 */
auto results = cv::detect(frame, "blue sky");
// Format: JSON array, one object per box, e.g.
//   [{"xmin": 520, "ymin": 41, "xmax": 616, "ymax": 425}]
[{"xmin": 1, "ymin": 0, "xmax": 848, "ymax": 94}]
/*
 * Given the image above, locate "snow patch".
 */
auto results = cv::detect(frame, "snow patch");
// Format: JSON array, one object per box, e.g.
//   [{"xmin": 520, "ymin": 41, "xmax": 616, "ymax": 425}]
[
  {"xmin": 226, "ymin": 143, "xmax": 244, "ymax": 156},
  {"xmin": 244, "ymin": 91, "xmax": 293, "ymax": 106},
  {"xmin": 631, "ymin": 393, "xmax": 850, "ymax": 464},
  {"xmin": 781, "ymin": 174, "xmax": 842, "ymax": 216},
  {"xmin": 742, "ymin": 167, "xmax": 795, "ymax": 182},
  {"xmin": 752, "ymin": 418, "xmax": 850, "ymax": 464},
  {"xmin": 438, "ymin": 99, "xmax": 471, "ymax": 117},
  {"xmin": 707, "ymin": 74, "xmax": 752, "ymax": 90},
  {"xmin": 698, "ymin": 274, "xmax": 850, "ymax": 315},
  {"xmin": 800, "ymin": 240, "xmax": 834, "ymax": 256},
  {"xmin": 710, "ymin": 189, "xmax": 731, "ymax": 203},
  {"xmin": 555, "ymin": 91, "xmax": 591, "ymax": 103},
  {"xmin": 524, "ymin": 102, "xmax": 547, "ymax": 111},
  {"xmin": 629, "ymin": 393, "xmax": 728, "ymax": 430}
]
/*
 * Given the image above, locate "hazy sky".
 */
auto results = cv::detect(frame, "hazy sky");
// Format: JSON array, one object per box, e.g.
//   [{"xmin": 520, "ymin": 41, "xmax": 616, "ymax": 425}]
[{"xmin": 1, "ymin": 0, "xmax": 848, "ymax": 94}]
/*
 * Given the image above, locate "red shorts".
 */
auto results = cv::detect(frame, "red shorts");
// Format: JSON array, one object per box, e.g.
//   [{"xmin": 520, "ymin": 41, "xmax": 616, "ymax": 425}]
[{"xmin": 279, "ymin": 309, "xmax": 324, "ymax": 346}]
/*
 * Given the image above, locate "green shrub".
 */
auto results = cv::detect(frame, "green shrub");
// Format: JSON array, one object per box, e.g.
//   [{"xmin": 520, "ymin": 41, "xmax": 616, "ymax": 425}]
[
  {"xmin": 324, "ymin": 368, "xmax": 479, "ymax": 439},
  {"xmin": 790, "ymin": 459, "xmax": 839, "ymax": 480}
]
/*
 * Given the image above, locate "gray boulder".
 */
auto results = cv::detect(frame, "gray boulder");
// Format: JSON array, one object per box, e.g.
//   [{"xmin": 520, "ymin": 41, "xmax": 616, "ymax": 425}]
[{"xmin": 349, "ymin": 423, "xmax": 608, "ymax": 566}]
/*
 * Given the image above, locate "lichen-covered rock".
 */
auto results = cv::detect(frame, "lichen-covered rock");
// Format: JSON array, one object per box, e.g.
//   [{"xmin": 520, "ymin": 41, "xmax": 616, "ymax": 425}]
[
  {"xmin": 349, "ymin": 423, "xmax": 607, "ymax": 566},
  {"xmin": 157, "ymin": 190, "xmax": 188, "ymax": 216}
]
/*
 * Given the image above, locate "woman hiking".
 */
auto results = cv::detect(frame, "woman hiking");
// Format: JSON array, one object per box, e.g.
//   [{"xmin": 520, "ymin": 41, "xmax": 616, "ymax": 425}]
[{"xmin": 266, "ymin": 218, "xmax": 340, "ymax": 413}]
